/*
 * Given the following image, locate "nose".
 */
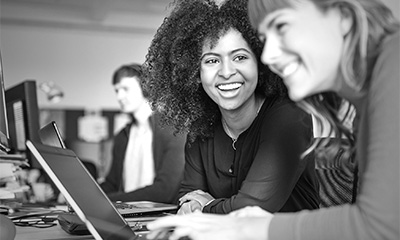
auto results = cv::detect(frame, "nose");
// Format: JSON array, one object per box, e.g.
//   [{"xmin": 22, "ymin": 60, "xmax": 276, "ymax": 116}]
[
  {"xmin": 115, "ymin": 89, "xmax": 125, "ymax": 101},
  {"xmin": 218, "ymin": 60, "xmax": 236, "ymax": 79},
  {"xmin": 261, "ymin": 35, "xmax": 282, "ymax": 65}
]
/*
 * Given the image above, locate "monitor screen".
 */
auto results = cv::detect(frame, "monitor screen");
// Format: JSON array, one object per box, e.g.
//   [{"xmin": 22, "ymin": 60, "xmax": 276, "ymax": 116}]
[
  {"xmin": 0, "ymin": 50, "xmax": 10, "ymax": 153},
  {"xmin": 6, "ymin": 80, "xmax": 41, "ymax": 168}
]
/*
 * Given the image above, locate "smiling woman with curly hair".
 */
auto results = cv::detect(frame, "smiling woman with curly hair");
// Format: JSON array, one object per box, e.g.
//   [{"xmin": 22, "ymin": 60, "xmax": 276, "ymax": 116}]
[
  {"xmin": 143, "ymin": 0, "xmax": 285, "ymax": 142},
  {"xmin": 142, "ymin": 0, "xmax": 320, "ymax": 215}
]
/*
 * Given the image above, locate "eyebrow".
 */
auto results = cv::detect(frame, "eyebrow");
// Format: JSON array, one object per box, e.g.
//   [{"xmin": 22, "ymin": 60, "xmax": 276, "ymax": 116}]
[
  {"xmin": 263, "ymin": 11, "xmax": 284, "ymax": 30},
  {"xmin": 200, "ymin": 48, "xmax": 253, "ymax": 60}
]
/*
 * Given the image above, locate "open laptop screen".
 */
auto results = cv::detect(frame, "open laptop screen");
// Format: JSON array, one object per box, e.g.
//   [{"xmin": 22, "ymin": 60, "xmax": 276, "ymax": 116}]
[
  {"xmin": 38, "ymin": 121, "xmax": 66, "ymax": 149},
  {"xmin": 26, "ymin": 140, "xmax": 137, "ymax": 240}
]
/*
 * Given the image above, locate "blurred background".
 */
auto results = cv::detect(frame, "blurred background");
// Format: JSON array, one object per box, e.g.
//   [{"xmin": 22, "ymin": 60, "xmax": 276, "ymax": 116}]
[{"xmin": 0, "ymin": 0, "xmax": 171, "ymax": 110}]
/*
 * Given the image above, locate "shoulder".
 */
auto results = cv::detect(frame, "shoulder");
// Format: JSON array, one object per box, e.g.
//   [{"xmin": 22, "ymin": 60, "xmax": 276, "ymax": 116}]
[
  {"xmin": 256, "ymin": 97, "xmax": 312, "ymax": 137},
  {"xmin": 369, "ymin": 31, "xmax": 400, "ymax": 100},
  {"xmin": 114, "ymin": 124, "xmax": 130, "ymax": 139},
  {"xmin": 373, "ymin": 31, "xmax": 399, "ymax": 80}
]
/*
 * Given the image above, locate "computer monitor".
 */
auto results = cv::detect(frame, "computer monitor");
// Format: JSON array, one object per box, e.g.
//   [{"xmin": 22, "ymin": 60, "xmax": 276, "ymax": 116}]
[
  {"xmin": 5, "ymin": 80, "xmax": 41, "ymax": 168},
  {"xmin": 0, "ymin": 51, "xmax": 10, "ymax": 154}
]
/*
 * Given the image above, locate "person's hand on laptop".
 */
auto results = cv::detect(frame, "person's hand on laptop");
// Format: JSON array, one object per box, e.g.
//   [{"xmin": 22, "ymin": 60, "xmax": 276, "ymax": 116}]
[
  {"xmin": 178, "ymin": 200, "xmax": 202, "ymax": 214},
  {"xmin": 178, "ymin": 190, "xmax": 214, "ymax": 214}
]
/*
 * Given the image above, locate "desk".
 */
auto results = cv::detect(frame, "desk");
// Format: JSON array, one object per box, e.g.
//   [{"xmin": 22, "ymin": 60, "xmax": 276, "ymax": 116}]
[
  {"xmin": 15, "ymin": 223, "xmax": 93, "ymax": 240},
  {"xmin": 6, "ymin": 205, "xmax": 88, "ymax": 240},
  {"xmin": 13, "ymin": 215, "xmax": 153, "ymax": 240},
  {"xmin": 10, "ymin": 205, "xmax": 157, "ymax": 240}
]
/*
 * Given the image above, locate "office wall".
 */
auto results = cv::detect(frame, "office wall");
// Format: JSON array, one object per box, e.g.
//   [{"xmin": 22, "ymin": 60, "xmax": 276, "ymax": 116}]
[
  {"xmin": 0, "ymin": 0, "xmax": 169, "ymax": 110},
  {"xmin": 1, "ymin": 25, "xmax": 154, "ymax": 110}
]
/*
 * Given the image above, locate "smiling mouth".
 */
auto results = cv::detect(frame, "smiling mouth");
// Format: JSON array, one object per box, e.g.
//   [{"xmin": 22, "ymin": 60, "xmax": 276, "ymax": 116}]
[
  {"xmin": 217, "ymin": 82, "xmax": 242, "ymax": 91},
  {"xmin": 282, "ymin": 62, "xmax": 299, "ymax": 77}
]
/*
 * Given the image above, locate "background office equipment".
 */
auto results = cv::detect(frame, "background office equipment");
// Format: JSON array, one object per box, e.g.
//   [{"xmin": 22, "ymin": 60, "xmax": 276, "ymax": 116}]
[
  {"xmin": 38, "ymin": 81, "xmax": 64, "ymax": 104},
  {"xmin": 0, "ymin": 51, "xmax": 32, "ymax": 201},
  {"xmin": 0, "ymin": 50, "xmax": 11, "ymax": 154},
  {"xmin": 5, "ymin": 80, "xmax": 41, "ymax": 169}
]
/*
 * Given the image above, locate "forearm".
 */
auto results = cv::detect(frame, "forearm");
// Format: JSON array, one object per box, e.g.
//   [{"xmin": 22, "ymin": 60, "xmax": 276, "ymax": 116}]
[{"xmin": 202, "ymin": 190, "xmax": 289, "ymax": 214}]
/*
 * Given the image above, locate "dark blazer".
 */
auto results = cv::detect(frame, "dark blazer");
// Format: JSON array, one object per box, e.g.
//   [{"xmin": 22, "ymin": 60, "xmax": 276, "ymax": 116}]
[{"xmin": 100, "ymin": 113, "xmax": 186, "ymax": 204}]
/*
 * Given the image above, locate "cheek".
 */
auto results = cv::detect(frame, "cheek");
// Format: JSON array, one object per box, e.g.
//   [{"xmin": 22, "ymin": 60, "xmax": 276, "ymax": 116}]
[
  {"xmin": 312, "ymin": 21, "xmax": 344, "ymax": 72},
  {"xmin": 201, "ymin": 81, "xmax": 215, "ymax": 98},
  {"xmin": 314, "ymin": 38, "xmax": 343, "ymax": 85},
  {"xmin": 200, "ymin": 78, "xmax": 219, "ymax": 103},
  {"xmin": 126, "ymin": 89, "xmax": 143, "ymax": 102},
  {"xmin": 249, "ymin": 66, "xmax": 258, "ymax": 82},
  {"xmin": 200, "ymin": 69, "xmax": 215, "ymax": 89}
]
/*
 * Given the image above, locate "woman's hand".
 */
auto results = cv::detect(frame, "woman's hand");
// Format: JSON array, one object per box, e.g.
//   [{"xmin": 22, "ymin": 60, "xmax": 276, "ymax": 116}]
[
  {"xmin": 178, "ymin": 190, "xmax": 215, "ymax": 214},
  {"xmin": 229, "ymin": 206, "xmax": 272, "ymax": 217},
  {"xmin": 178, "ymin": 200, "xmax": 202, "ymax": 215},
  {"xmin": 146, "ymin": 208, "xmax": 274, "ymax": 240}
]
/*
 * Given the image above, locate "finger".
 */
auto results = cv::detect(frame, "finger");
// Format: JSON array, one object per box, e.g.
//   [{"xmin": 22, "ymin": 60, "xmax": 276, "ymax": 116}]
[
  {"xmin": 148, "ymin": 213, "xmax": 220, "ymax": 232},
  {"xmin": 147, "ymin": 215, "xmax": 189, "ymax": 230},
  {"xmin": 146, "ymin": 229, "xmax": 167, "ymax": 240},
  {"xmin": 190, "ymin": 201, "xmax": 202, "ymax": 212},
  {"xmin": 180, "ymin": 194, "xmax": 202, "ymax": 205},
  {"xmin": 193, "ymin": 189, "xmax": 205, "ymax": 194},
  {"xmin": 229, "ymin": 206, "xmax": 271, "ymax": 217},
  {"xmin": 170, "ymin": 227, "xmax": 193, "ymax": 240},
  {"xmin": 179, "ymin": 190, "xmax": 204, "ymax": 200},
  {"xmin": 177, "ymin": 202, "xmax": 193, "ymax": 215},
  {"xmin": 179, "ymin": 193, "xmax": 199, "ymax": 204}
]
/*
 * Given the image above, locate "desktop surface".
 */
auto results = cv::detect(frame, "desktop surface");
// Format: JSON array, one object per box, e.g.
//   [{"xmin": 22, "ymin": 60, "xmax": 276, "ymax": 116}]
[
  {"xmin": 15, "ymin": 224, "xmax": 94, "ymax": 240},
  {"xmin": 7, "ymin": 204, "xmax": 174, "ymax": 240}
]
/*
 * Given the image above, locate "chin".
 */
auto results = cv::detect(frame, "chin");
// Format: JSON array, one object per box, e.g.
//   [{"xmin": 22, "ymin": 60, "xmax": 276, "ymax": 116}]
[{"xmin": 288, "ymin": 90, "xmax": 306, "ymax": 102}]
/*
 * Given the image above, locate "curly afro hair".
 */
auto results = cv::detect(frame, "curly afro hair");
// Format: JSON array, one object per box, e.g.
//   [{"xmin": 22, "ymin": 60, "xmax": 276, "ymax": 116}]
[{"xmin": 142, "ymin": 0, "xmax": 287, "ymax": 143}]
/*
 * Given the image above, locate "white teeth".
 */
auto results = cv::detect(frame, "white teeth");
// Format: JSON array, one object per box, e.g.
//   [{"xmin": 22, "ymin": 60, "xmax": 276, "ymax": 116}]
[
  {"xmin": 282, "ymin": 62, "xmax": 299, "ymax": 77},
  {"xmin": 217, "ymin": 83, "xmax": 242, "ymax": 91}
]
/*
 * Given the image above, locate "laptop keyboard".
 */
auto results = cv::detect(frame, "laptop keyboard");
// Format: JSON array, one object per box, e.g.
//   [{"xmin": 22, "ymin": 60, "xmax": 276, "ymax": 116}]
[{"xmin": 114, "ymin": 202, "xmax": 139, "ymax": 209}]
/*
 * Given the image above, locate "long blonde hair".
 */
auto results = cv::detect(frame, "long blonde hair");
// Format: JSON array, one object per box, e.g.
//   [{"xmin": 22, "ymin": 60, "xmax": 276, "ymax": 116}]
[{"xmin": 248, "ymin": 0, "xmax": 400, "ymax": 159}]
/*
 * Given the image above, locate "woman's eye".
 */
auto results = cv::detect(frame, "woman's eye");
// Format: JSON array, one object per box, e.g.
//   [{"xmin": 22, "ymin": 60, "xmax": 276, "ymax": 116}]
[
  {"xmin": 258, "ymin": 35, "xmax": 266, "ymax": 44},
  {"xmin": 234, "ymin": 55, "xmax": 248, "ymax": 62},
  {"xmin": 275, "ymin": 22, "xmax": 288, "ymax": 33},
  {"xmin": 204, "ymin": 58, "xmax": 219, "ymax": 64}
]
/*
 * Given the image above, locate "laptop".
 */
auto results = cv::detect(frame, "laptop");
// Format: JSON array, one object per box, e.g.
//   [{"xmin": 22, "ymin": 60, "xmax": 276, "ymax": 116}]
[
  {"xmin": 38, "ymin": 121, "xmax": 67, "ymax": 149},
  {"xmin": 38, "ymin": 121, "xmax": 177, "ymax": 217},
  {"xmin": 26, "ymin": 140, "xmax": 183, "ymax": 240}
]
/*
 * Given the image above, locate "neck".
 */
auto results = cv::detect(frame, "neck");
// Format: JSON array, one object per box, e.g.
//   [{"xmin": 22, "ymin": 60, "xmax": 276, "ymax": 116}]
[
  {"xmin": 132, "ymin": 101, "xmax": 152, "ymax": 125},
  {"xmin": 221, "ymin": 95, "xmax": 264, "ymax": 139}
]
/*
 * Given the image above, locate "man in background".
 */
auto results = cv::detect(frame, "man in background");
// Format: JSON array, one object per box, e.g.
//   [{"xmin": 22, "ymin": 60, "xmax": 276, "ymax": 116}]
[{"xmin": 100, "ymin": 63, "xmax": 186, "ymax": 204}]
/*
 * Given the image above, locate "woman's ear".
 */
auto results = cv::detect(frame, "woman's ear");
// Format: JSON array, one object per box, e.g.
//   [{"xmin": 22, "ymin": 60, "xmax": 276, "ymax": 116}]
[{"xmin": 339, "ymin": 6, "xmax": 354, "ymax": 37}]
